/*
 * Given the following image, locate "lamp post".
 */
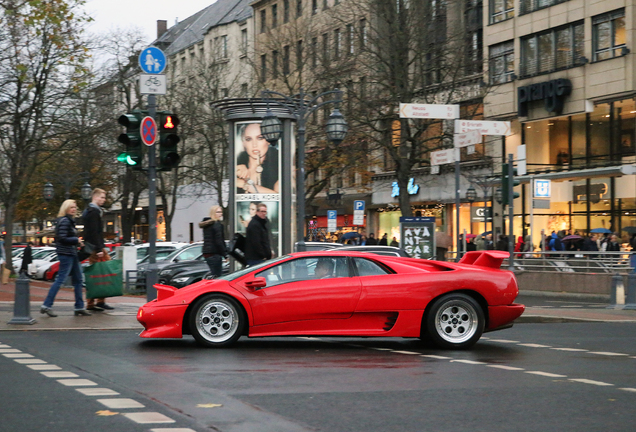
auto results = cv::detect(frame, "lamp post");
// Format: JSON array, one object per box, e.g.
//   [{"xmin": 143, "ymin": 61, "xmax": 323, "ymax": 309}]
[
  {"xmin": 259, "ymin": 88, "xmax": 348, "ymax": 252},
  {"xmin": 42, "ymin": 172, "xmax": 91, "ymax": 202},
  {"xmin": 327, "ymin": 188, "xmax": 343, "ymax": 207}
]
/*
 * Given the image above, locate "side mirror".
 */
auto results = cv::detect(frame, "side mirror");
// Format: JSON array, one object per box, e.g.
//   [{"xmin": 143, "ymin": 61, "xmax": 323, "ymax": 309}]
[{"xmin": 245, "ymin": 277, "xmax": 267, "ymax": 290}]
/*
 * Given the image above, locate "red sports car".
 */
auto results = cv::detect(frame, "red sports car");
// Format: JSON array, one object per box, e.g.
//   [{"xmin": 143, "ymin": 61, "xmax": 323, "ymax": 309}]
[{"xmin": 137, "ymin": 250, "xmax": 524, "ymax": 349}]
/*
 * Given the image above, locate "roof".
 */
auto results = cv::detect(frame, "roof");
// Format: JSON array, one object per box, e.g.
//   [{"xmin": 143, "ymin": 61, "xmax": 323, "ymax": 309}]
[{"xmin": 153, "ymin": 0, "xmax": 252, "ymax": 56}]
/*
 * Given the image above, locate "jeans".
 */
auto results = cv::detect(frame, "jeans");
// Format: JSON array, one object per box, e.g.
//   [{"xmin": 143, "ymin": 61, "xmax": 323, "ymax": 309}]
[
  {"xmin": 205, "ymin": 255, "xmax": 223, "ymax": 278},
  {"xmin": 43, "ymin": 254, "xmax": 84, "ymax": 310}
]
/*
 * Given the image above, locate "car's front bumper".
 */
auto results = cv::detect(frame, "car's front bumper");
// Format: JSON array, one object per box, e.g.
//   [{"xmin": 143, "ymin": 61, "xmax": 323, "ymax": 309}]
[{"xmin": 137, "ymin": 302, "xmax": 189, "ymax": 339}]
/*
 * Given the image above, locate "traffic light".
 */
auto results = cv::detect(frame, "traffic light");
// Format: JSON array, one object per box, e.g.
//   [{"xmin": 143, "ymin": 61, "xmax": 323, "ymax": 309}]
[
  {"xmin": 501, "ymin": 163, "xmax": 521, "ymax": 206},
  {"xmin": 117, "ymin": 110, "xmax": 143, "ymax": 170},
  {"xmin": 158, "ymin": 111, "xmax": 181, "ymax": 171}
]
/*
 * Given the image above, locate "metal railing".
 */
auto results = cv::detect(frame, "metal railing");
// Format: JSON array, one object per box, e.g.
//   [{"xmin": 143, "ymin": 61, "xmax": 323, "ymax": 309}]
[{"xmin": 447, "ymin": 250, "xmax": 635, "ymax": 274}]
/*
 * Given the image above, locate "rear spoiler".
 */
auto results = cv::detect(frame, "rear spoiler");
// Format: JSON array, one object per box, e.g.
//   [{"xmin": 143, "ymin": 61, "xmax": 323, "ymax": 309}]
[{"xmin": 458, "ymin": 250, "xmax": 509, "ymax": 269}]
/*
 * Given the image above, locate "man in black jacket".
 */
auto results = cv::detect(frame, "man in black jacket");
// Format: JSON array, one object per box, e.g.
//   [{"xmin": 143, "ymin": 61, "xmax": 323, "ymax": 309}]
[
  {"xmin": 244, "ymin": 203, "xmax": 273, "ymax": 266},
  {"xmin": 82, "ymin": 188, "xmax": 114, "ymax": 311},
  {"xmin": 19, "ymin": 242, "xmax": 33, "ymax": 275}
]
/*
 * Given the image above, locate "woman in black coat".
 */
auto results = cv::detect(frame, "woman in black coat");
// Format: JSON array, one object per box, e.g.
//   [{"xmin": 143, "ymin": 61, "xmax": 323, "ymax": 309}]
[
  {"xmin": 41, "ymin": 200, "xmax": 91, "ymax": 317},
  {"xmin": 199, "ymin": 205, "xmax": 227, "ymax": 278}
]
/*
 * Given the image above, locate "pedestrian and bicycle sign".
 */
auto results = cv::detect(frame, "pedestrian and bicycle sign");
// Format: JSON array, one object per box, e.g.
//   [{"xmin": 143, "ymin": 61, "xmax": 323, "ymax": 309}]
[
  {"xmin": 139, "ymin": 47, "xmax": 166, "ymax": 74},
  {"xmin": 140, "ymin": 74, "xmax": 167, "ymax": 95},
  {"xmin": 140, "ymin": 116, "xmax": 157, "ymax": 146}
]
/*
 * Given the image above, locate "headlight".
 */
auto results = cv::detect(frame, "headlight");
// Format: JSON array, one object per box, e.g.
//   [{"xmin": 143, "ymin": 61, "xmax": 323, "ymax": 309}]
[
  {"xmin": 159, "ymin": 270, "xmax": 171, "ymax": 276},
  {"xmin": 172, "ymin": 277, "xmax": 190, "ymax": 283}
]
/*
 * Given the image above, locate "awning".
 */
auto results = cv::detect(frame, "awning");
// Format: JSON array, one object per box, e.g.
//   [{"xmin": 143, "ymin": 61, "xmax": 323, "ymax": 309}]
[{"xmin": 516, "ymin": 164, "xmax": 636, "ymax": 183}]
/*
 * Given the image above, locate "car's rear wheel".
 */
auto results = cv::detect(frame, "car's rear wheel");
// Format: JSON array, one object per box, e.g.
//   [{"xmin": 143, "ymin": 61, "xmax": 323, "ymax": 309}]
[
  {"xmin": 424, "ymin": 293, "xmax": 484, "ymax": 349},
  {"xmin": 189, "ymin": 294, "xmax": 244, "ymax": 348}
]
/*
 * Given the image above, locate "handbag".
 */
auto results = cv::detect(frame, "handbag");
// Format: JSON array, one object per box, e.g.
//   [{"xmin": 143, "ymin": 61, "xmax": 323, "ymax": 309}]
[
  {"xmin": 83, "ymin": 259, "xmax": 123, "ymax": 299},
  {"xmin": 228, "ymin": 233, "xmax": 247, "ymax": 265},
  {"xmin": 78, "ymin": 241, "xmax": 94, "ymax": 261}
]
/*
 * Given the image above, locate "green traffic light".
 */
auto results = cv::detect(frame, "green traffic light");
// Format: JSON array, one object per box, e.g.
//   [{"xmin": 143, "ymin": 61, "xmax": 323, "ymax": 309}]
[{"xmin": 117, "ymin": 152, "xmax": 138, "ymax": 166}]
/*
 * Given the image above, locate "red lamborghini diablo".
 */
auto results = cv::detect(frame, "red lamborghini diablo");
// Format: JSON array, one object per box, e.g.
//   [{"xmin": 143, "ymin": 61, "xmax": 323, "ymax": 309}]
[{"xmin": 137, "ymin": 250, "xmax": 524, "ymax": 349}]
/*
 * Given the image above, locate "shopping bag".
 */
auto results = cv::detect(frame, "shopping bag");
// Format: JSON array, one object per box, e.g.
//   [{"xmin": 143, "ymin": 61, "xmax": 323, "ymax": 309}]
[{"xmin": 83, "ymin": 259, "xmax": 123, "ymax": 299}]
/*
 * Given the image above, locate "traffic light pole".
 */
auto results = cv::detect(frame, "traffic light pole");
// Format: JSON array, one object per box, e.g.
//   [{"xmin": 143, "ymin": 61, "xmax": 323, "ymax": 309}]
[
  {"xmin": 507, "ymin": 153, "xmax": 515, "ymax": 272},
  {"xmin": 146, "ymin": 94, "xmax": 158, "ymax": 301}
]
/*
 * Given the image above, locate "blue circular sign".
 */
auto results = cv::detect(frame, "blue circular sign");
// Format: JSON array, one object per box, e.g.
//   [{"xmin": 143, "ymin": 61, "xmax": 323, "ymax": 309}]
[
  {"xmin": 139, "ymin": 46, "xmax": 166, "ymax": 74},
  {"xmin": 140, "ymin": 116, "xmax": 157, "ymax": 146}
]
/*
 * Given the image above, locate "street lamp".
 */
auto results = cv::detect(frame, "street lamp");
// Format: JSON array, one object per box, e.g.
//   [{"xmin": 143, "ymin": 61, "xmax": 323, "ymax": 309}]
[
  {"xmin": 260, "ymin": 88, "xmax": 348, "ymax": 252},
  {"xmin": 43, "ymin": 182, "xmax": 54, "ymax": 202},
  {"xmin": 327, "ymin": 188, "xmax": 343, "ymax": 206},
  {"xmin": 81, "ymin": 182, "xmax": 92, "ymax": 202},
  {"xmin": 466, "ymin": 186, "xmax": 477, "ymax": 203},
  {"xmin": 495, "ymin": 187, "xmax": 503, "ymax": 205},
  {"xmin": 42, "ymin": 172, "xmax": 91, "ymax": 201}
]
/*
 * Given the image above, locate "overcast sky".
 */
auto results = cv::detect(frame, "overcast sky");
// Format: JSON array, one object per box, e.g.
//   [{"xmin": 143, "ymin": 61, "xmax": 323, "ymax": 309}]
[{"xmin": 83, "ymin": 0, "xmax": 217, "ymax": 43}]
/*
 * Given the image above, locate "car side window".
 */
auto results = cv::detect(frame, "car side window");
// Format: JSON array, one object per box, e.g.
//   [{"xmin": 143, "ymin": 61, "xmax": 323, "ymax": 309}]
[
  {"xmin": 177, "ymin": 245, "xmax": 202, "ymax": 261},
  {"xmin": 256, "ymin": 257, "xmax": 349, "ymax": 287},
  {"xmin": 354, "ymin": 257, "xmax": 390, "ymax": 276}
]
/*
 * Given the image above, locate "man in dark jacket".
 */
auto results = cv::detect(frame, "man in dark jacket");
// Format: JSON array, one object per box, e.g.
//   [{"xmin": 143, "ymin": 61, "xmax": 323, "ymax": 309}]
[
  {"xmin": 19, "ymin": 242, "xmax": 33, "ymax": 275},
  {"xmin": 244, "ymin": 203, "xmax": 273, "ymax": 266},
  {"xmin": 82, "ymin": 188, "xmax": 114, "ymax": 311}
]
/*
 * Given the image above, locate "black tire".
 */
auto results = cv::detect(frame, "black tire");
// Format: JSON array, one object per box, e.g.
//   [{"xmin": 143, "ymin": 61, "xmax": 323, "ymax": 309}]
[
  {"xmin": 189, "ymin": 294, "xmax": 245, "ymax": 348},
  {"xmin": 424, "ymin": 293, "xmax": 485, "ymax": 349}
]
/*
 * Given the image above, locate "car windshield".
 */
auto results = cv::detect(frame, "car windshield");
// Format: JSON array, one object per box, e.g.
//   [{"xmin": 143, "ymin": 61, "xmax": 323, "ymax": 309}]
[
  {"xmin": 32, "ymin": 249, "xmax": 54, "ymax": 260},
  {"xmin": 216, "ymin": 256, "xmax": 289, "ymax": 281}
]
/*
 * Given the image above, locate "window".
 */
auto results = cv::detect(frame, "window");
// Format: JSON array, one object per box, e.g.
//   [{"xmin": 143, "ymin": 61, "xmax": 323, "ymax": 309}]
[
  {"xmin": 256, "ymin": 257, "xmax": 350, "ymax": 286},
  {"xmin": 296, "ymin": 39, "xmax": 303, "ymax": 68},
  {"xmin": 220, "ymin": 35, "xmax": 228, "ymax": 59},
  {"xmin": 272, "ymin": 4, "xmax": 278, "ymax": 28},
  {"xmin": 354, "ymin": 258, "xmax": 390, "ymax": 276},
  {"xmin": 489, "ymin": 40, "xmax": 514, "ymax": 84},
  {"xmin": 334, "ymin": 28, "xmax": 341, "ymax": 59},
  {"xmin": 260, "ymin": 54, "xmax": 267, "ymax": 82},
  {"xmin": 520, "ymin": 21, "xmax": 584, "ymax": 77},
  {"xmin": 323, "ymin": 0, "xmax": 328, "ymax": 9},
  {"xmin": 241, "ymin": 83, "xmax": 249, "ymax": 98},
  {"xmin": 283, "ymin": 45, "xmax": 290, "ymax": 75},
  {"xmin": 272, "ymin": 50, "xmax": 279, "ymax": 78},
  {"xmin": 490, "ymin": 0, "xmax": 513, "ymax": 24},
  {"xmin": 241, "ymin": 29, "xmax": 248, "ymax": 54},
  {"xmin": 312, "ymin": 0, "xmax": 318, "ymax": 14},
  {"xmin": 283, "ymin": 0, "xmax": 289, "ymax": 23},
  {"xmin": 359, "ymin": 19, "xmax": 367, "ymax": 49},
  {"xmin": 260, "ymin": 10, "xmax": 267, "ymax": 33},
  {"xmin": 311, "ymin": 37, "xmax": 318, "ymax": 67},
  {"xmin": 322, "ymin": 33, "xmax": 329, "ymax": 63},
  {"xmin": 520, "ymin": 0, "xmax": 568, "ymax": 15},
  {"xmin": 593, "ymin": 9, "xmax": 626, "ymax": 61},
  {"xmin": 465, "ymin": 30, "xmax": 483, "ymax": 75},
  {"xmin": 346, "ymin": 24, "xmax": 354, "ymax": 56},
  {"xmin": 297, "ymin": 0, "xmax": 302, "ymax": 17}
]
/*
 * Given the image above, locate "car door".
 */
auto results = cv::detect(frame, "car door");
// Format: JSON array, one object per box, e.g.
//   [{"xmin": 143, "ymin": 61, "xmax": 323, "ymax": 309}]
[{"xmin": 241, "ymin": 256, "xmax": 361, "ymax": 326}]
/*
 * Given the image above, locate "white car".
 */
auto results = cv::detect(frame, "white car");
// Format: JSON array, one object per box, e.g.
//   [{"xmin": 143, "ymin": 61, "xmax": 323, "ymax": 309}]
[
  {"xmin": 13, "ymin": 247, "xmax": 56, "ymax": 273},
  {"xmin": 34, "ymin": 259, "xmax": 59, "ymax": 280}
]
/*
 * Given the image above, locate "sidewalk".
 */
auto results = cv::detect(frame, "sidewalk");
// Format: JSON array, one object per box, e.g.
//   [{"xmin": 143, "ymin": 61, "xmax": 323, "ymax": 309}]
[{"xmin": 0, "ymin": 279, "xmax": 635, "ymax": 332}]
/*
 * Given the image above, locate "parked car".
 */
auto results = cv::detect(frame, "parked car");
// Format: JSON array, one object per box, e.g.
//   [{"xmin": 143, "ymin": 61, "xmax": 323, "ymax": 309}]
[
  {"xmin": 12, "ymin": 247, "xmax": 56, "ymax": 273},
  {"xmin": 136, "ymin": 243, "xmax": 204, "ymax": 288},
  {"xmin": 138, "ymin": 250, "xmax": 524, "ymax": 349},
  {"xmin": 133, "ymin": 242, "xmax": 189, "ymax": 263}
]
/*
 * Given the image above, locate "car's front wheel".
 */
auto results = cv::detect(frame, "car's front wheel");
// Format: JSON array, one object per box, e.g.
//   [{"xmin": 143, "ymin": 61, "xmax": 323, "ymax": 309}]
[
  {"xmin": 424, "ymin": 293, "xmax": 484, "ymax": 349},
  {"xmin": 189, "ymin": 294, "xmax": 245, "ymax": 347}
]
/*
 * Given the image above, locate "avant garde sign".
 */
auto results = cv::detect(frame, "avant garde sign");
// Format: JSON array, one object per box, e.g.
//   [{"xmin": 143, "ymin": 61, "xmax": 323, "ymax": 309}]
[{"xmin": 517, "ymin": 78, "xmax": 572, "ymax": 116}]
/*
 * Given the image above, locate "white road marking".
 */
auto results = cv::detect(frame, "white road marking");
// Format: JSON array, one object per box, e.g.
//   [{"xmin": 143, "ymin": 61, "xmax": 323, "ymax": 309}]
[
  {"xmin": 589, "ymin": 352, "xmax": 629, "ymax": 356},
  {"xmin": 57, "ymin": 379, "xmax": 97, "ymax": 386},
  {"xmin": 0, "ymin": 344, "xmax": 12, "ymax": 348},
  {"xmin": 391, "ymin": 350, "xmax": 421, "ymax": 355},
  {"xmin": 450, "ymin": 360, "xmax": 486, "ymax": 365},
  {"xmin": 487, "ymin": 339, "xmax": 520, "ymax": 343},
  {"xmin": 619, "ymin": 388, "xmax": 636, "ymax": 393},
  {"xmin": 569, "ymin": 378, "xmax": 613, "ymax": 386},
  {"xmin": 41, "ymin": 371, "xmax": 79, "ymax": 378},
  {"xmin": 76, "ymin": 388, "xmax": 120, "ymax": 396},
  {"xmin": 550, "ymin": 348, "xmax": 588, "ymax": 352},
  {"xmin": 0, "ymin": 348, "xmax": 20, "ymax": 353},
  {"xmin": 14, "ymin": 359, "xmax": 46, "ymax": 364},
  {"xmin": 487, "ymin": 365, "xmax": 525, "ymax": 371},
  {"xmin": 421, "ymin": 355, "xmax": 452, "ymax": 360},
  {"xmin": 97, "ymin": 398, "xmax": 145, "ymax": 409},
  {"xmin": 525, "ymin": 371, "xmax": 567, "ymax": 378},
  {"xmin": 3, "ymin": 353, "xmax": 33, "ymax": 358},
  {"xmin": 28, "ymin": 365, "xmax": 62, "ymax": 371},
  {"xmin": 518, "ymin": 343, "xmax": 552, "ymax": 348},
  {"xmin": 122, "ymin": 412, "xmax": 175, "ymax": 424}
]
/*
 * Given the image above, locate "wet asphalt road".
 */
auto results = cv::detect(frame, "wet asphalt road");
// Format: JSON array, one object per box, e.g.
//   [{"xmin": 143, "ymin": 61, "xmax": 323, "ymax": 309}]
[{"xmin": 1, "ymin": 322, "xmax": 635, "ymax": 432}]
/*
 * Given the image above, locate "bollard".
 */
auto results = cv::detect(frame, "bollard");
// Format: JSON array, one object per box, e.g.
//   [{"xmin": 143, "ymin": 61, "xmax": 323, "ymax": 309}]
[
  {"xmin": 607, "ymin": 273, "xmax": 623, "ymax": 309},
  {"xmin": 8, "ymin": 272, "xmax": 36, "ymax": 325},
  {"xmin": 624, "ymin": 273, "xmax": 636, "ymax": 310}
]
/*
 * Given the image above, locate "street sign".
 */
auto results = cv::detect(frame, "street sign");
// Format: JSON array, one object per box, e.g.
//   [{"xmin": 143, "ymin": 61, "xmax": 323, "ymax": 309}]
[
  {"xmin": 139, "ymin": 47, "xmax": 166, "ymax": 74},
  {"xmin": 140, "ymin": 116, "xmax": 157, "ymax": 146},
  {"xmin": 534, "ymin": 179, "xmax": 551, "ymax": 198},
  {"xmin": 353, "ymin": 200, "xmax": 365, "ymax": 225},
  {"xmin": 431, "ymin": 148, "xmax": 456, "ymax": 166},
  {"xmin": 454, "ymin": 120, "xmax": 512, "ymax": 136},
  {"xmin": 140, "ymin": 74, "xmax": 167, "ymax": 95},
  {"xmin": 399, "ymin": 103, "xmax": 460, "ymax": 119},
  {"xmin": 328, "ymin": 210, "xmax": 337, "ymax": 233},
  {"xmin": 453, "ymin": 130, "xmax": 482, "ymax": 148}
]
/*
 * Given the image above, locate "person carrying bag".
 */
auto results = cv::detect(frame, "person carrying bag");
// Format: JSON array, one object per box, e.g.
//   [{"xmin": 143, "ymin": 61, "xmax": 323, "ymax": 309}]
[{"xmin": 83, "ymin": 252, "xmax": 123, "ymax": 301}]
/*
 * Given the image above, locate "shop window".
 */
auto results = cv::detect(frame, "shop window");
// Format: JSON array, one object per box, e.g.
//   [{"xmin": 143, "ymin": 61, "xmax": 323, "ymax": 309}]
[
  {"xmin": 490, "ymin": 0, "xmax": 513, "ymax": 24},
  {"xmin": 520, "ymin": 21, "xmax": 584, "ymax": 77},
  {"xmin": 593, "ymin": 9, "xmax": 626, "ymax": 62},
  {"xmin": 614, "ymin": 99, "xmax": 636, "ymax": 156},
  {"xmin": 519, "ymin": 0, "xmax": 568, "ymax": 15},
  {"xmin": 589, "ymin": 104, "xmax": 611, "ymax": 163},
  {"xmin": 571, "ymin": 114, "xmax": 586, "ymax": 167},
  {"xmin": 489, "ymin": 40, "xmax": 514, "ymax": 84}
]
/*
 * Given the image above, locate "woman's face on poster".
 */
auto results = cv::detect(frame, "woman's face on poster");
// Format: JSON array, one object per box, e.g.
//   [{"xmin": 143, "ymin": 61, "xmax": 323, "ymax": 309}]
[
  {"xmin": 242, "ymin": 123, "xmax": 269, "ymax": 160},
  {"xmin": 249, "ymin": 203, "xmax": 257, "ymax": 216}
]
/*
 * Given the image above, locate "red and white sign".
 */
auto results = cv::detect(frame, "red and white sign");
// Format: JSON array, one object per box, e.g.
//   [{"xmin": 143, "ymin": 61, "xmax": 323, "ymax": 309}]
[
  {"xmin": 140, "ymin": 116, "xmax": 157, "ymax": 146},
  {"xmin": 431, "ymin": 149, "xmax": 457, "ymax": 166},
  {"xmin": 454, "ymin": 130, "xmax": 482, "ymax": 148},
  {"xmin": 454, "ymin": 120, "xmax": 511, "ymax": 136},
  {"xmin": 400, "ymin": 103, "xmax": 460, "ymax": 119}
]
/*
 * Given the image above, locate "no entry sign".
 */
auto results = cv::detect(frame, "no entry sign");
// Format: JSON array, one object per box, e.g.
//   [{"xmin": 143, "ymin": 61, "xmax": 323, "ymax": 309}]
[{"xmin": 141, "ymin": 116, "xmax": 157, "ymax": 146}]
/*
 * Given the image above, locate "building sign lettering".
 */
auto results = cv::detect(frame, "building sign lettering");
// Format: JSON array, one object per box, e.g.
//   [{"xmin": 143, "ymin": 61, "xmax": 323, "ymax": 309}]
[{"xmin": 518, "ymin": 78, "xmax": 572, "ymax": 116}]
